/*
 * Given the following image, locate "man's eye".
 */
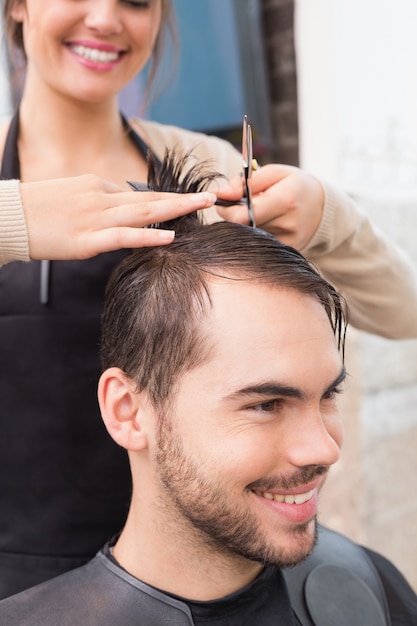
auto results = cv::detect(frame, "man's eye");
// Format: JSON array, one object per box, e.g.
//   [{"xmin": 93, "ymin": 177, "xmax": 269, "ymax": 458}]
[
  {"xmin": 322, "ymin": 386, "xmax": 344, "ymax": 401},
  {"xmin": 249, "ymin": 399, "xmax": 283, "ymax": 413}
]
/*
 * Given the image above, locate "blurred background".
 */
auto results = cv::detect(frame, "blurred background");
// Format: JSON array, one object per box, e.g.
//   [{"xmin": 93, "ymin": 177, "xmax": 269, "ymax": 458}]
[{"xmin": 1, "ymin": 0, "xmax": 416, "ymax": 588}]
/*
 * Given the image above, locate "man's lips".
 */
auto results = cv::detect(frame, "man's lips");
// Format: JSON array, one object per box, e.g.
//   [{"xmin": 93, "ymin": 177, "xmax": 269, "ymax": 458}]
[
  {"xmin": 255, "ymin": 488, "xmax": 315, "ymax": 505},
  {"xmin": 251, "ymin": 484, "xmax": 320, "ymax": 524},
  {"xmin": 249, "ymin": 473, "xmax": 327, "ymax": 523}
]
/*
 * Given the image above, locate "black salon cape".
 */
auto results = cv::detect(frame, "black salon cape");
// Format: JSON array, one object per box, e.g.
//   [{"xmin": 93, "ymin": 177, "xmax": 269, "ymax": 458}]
[
  {"xmin": 0, "ymin": 539, "xmax": 415, "ymax": 626},
  {"xmin": 0, "ymin": 112, "xmax": 155, "ymax": 599}
]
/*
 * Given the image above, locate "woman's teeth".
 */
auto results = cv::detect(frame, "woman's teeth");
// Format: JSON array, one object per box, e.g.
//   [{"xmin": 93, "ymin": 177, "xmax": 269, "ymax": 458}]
[{"xmin": 71, "ymin": 45, "xmax": 120, "ymax": 63}]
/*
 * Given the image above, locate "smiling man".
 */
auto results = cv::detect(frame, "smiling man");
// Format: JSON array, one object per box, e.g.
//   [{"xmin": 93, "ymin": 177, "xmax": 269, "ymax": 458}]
[
  {"xmin": 106, "ymin": 259, "xmax": 346, "ymax": 600},
  {"xmin": 0, "ymin": 158, "xmax": 415, "ymax": 625}
]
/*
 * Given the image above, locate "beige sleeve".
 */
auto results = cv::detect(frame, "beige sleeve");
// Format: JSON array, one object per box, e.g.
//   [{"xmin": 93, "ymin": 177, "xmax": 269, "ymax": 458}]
[
  {"xmin": 303, "ymin": 181, "xmax": 417, "ymax": 339},
  {"xmin": 0, "ymin": 179, "xmax": 30, "ymax": 266}
]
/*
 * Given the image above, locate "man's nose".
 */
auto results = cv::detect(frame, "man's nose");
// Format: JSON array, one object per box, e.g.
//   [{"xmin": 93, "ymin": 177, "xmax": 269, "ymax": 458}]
[{"xmin": 284, "ymin": 409, "xmax": 342, "ymax": 470}]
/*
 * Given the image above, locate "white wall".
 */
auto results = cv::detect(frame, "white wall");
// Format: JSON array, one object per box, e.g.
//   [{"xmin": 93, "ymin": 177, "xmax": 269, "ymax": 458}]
[
  {"xmin": 295, "ymin": 0, "xmax": 417, "ymax": 589},
  {"xmin": 296, "ymin": 0, "xmax": 417, "ymax": 197}
]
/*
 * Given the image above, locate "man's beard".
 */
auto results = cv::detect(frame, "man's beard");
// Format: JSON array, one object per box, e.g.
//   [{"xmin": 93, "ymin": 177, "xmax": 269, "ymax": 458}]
[{"xmin": 155, "ymin": 415, "xmax": 327, "ymax": 569}]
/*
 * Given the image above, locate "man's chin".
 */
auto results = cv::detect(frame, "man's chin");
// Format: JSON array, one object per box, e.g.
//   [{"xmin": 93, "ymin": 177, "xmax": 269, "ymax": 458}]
[
  {"xmin": 261, "ymin": 518, "xmax": 318, "ymax": 569},
  {"xmin": 285, "ymin": 519, "xmax": 318, "ymax": 565}
]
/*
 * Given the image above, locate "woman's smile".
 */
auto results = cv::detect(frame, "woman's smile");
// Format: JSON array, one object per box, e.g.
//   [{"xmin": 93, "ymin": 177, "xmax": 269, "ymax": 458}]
[{"xmin": 65, "ymin": 40, "xmax": 127, "ymax": 71}]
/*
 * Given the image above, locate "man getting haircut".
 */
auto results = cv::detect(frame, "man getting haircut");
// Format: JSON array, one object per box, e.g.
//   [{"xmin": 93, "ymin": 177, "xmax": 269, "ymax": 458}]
[{"xmin": 0, "ymin": 151, "xmax": 415, "ymax": 625}]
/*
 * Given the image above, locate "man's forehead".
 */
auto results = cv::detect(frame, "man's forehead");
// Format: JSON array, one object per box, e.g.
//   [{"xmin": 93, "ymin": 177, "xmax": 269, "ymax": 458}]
[
  {"xmin": 206, "ymin": 276, "xmax": 329, "ymax": 321},
  {"xmin": 200, "ymin": 277, "xmax": 340, "ymax": 361}
]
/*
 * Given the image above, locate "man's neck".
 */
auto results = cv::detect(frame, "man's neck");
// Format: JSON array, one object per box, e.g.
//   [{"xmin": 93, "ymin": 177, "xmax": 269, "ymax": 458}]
[{"xmin": 113, "ymin": 502, "xmax": 263, "ymax": 601}]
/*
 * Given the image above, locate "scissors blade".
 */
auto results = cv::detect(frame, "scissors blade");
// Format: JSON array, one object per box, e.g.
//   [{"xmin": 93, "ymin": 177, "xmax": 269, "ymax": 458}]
[
  {"xmin": 242, "ymin": 115, "xmax": 255, "ymax": 227},
  {"xmin": 242, "ymin": 115, "xmax": 249, "ymax": 169}
]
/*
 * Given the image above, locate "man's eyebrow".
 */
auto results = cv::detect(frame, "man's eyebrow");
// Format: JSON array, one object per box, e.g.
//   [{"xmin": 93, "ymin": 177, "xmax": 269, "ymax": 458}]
[{"xmin": 224, "ymin": 367, "xmax": 347, "ymax": 402}]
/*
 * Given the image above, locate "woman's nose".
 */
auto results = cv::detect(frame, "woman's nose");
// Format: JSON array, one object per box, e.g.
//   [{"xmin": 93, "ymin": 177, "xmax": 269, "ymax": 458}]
[{"xmin": 83, "ymin": 0, "xmax": 123, "ymax": 35}]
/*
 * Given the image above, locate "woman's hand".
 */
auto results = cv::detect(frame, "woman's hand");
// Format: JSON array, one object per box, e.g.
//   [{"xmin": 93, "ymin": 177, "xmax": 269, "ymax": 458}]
[
  {"xmin": 21, "ymin": 174, "xmax": 216, "ymax": 260},
  {"xmin": 216, "ymin": 164, "xmax": 324, "ymax": 251}
]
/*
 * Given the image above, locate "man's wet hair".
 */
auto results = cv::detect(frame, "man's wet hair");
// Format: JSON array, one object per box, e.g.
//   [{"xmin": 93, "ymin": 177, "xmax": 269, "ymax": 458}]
[
  {"xmin": 101, "ymin": 149, "xmax": 347, "ymax": 408},
  {"xmin": 127, "ymin": 148, "xmax": 223, "ymax": 232}
]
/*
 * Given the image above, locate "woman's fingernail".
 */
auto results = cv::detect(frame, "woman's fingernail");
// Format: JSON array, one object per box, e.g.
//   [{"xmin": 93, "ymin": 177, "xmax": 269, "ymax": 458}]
[
  {"xmin": 157, "ymin": 230, "xmax": 176, "ymax": 242},
  {"xmin": 190, "ymin": 192, "xmax": 217, "ymax": 205}
]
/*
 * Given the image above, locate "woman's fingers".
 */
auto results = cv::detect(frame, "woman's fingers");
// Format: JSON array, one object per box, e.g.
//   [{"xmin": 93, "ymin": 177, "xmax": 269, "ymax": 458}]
[
  {"xmin": 76, "ymin": 227, "xmax": 176, "ymax": 258},
  {"xmin": 21, "ymin": 175, "xmax": 217, "ymax": 260},
  {"xmin": 215, "ymin": 164, "xmax": 324, "ymax": 250},
  {"xmin": 101, "ymin": 191, "xmax": 217, "ymax": 229}
]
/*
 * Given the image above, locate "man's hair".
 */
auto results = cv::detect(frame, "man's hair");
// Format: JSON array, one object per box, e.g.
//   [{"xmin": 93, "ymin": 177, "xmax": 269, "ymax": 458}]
[{"xmin": 100, "ymin": 150, "xmax": 347, "ymax": 408}]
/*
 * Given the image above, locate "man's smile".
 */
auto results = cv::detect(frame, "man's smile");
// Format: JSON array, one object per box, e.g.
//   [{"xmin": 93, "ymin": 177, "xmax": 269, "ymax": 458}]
[{"xmin": 255, "ymin": 488, "xmax": 315, "ymax": 505}]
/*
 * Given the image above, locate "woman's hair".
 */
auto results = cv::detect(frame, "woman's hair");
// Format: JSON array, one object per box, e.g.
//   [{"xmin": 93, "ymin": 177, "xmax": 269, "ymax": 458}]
[
  {"xmin": 101, "ymin": 149, "xmax": 348, "ymax": 409},
  {"xmin": 3, "ymin": 0, "xmax": 23, "ymax": 52},
  {"xmin": 146, "ymin": 0, "xmax": 178, "ymax": 99},
  {"xmin": 3, "ymin": 0, "xmax": 177, "ymax": 96}
]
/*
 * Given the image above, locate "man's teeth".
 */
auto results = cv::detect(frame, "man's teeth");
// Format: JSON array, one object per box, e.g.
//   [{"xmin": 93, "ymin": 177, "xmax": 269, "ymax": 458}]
[
  {"xmin": 71, "ymin": 45, "xmax": 120, "ymax": 63},
  {"xmin": 261, "ymin": 489, "xmax": 314, "ymax": 505}
]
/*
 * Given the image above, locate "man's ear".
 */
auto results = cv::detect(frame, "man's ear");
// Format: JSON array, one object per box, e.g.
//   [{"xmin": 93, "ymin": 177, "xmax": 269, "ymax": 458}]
[{"xmin": 98, "ymin": 368, "xmax": 150, "ymax": 451}]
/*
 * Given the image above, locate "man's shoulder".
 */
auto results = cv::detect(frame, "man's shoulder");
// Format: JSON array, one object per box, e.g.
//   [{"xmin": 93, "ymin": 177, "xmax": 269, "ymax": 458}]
[
  {"xmin": 0, "ymin": 550, "xmax": 195, "ymax": 626},
  {"xmin": 0, "ymin": 554, "xmax": 113, "ymax": 625},
  {"xmin": 283, "ymin": 525, "xmax": 417, "ymax": 626}
]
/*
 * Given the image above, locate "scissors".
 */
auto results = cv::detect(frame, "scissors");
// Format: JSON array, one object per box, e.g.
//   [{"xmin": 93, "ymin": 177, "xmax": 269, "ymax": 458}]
[
  {"xmin": 241, "ymin": 114, "xmax": 256, "ymax": 227},
  {"xmin": 215, "ymin": 115, "xmax": 256, "ymax": 227}
]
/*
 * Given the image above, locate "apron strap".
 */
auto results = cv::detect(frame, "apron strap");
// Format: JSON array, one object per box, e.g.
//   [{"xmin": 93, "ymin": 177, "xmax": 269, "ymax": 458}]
[{"xmin": 121, "ymin": 113, "xmax": 161, "ymax": 171}]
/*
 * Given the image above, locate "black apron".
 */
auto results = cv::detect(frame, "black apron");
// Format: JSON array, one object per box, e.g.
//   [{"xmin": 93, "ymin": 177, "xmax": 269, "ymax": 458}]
[{"xmin": 0, "ymin": 111, "xmax": 156, "ymax": 599}]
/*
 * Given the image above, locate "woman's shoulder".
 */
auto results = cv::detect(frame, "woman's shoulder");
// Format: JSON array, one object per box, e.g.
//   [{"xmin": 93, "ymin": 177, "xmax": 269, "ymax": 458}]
[{"xmin": 129, "ymin": 117, "xmax": 242, "ymax": 178}]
